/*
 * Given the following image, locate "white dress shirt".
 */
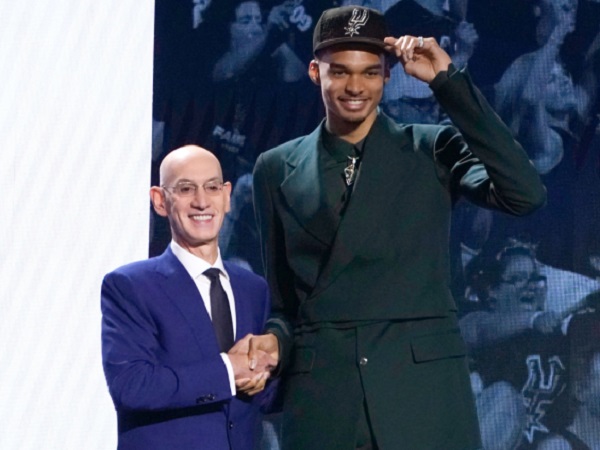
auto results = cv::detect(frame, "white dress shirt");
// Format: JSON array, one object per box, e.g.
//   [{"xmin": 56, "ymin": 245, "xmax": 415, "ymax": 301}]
[{"xmin": 170, "ymin": 241, "xmax": 237, "ymax": 394}]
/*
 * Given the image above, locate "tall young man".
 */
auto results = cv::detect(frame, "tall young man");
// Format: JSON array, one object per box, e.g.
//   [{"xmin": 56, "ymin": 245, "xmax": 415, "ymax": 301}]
[{"xmin": 251, "ymin": 6, "xmax": 546, "ymax": 449}]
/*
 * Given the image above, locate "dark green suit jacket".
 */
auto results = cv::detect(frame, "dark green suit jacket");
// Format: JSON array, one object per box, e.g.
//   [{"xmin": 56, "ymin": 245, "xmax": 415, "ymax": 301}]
[{"xmin": 253, "ymin": 68, "xmax": 546, "ymax": 449}]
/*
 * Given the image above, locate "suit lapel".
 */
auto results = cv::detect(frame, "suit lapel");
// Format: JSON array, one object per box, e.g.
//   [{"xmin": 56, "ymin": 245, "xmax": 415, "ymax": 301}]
[
  {"xmin": 311, "ymin": 114, "xmax": 417, "ymax": 296},
  {"xmin": 154, "ymin": 248, "xmax": 220, "ymax": 350},
  {"xmin": 279, "ymin": 123, "xmax": 333, "ymax": 245}
]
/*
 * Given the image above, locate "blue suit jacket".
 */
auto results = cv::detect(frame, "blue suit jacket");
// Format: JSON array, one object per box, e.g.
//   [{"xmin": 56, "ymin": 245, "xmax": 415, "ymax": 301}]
[{"xmin": 101, "ymin": 247, "xmax": 271, "ymax": 450}]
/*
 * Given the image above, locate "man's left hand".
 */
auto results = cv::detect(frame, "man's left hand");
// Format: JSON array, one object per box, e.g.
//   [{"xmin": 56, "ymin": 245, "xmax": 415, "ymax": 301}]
[{"xmin": 228, "ymin": 334, "xmax": 277, "ymax": 396}]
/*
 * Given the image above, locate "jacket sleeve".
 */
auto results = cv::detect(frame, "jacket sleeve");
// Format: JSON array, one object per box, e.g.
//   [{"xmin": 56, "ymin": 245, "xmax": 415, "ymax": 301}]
[
  {"xmin": 101, "ymin": 270, "xmax": 233, "ymax": 412},
  {"xmin": 431, "ymin": 67, "xmax": 547, "ymax": 215},
  {"xmin": 253, "ymin": 153, "xmax": 295, "ymax": 372}
]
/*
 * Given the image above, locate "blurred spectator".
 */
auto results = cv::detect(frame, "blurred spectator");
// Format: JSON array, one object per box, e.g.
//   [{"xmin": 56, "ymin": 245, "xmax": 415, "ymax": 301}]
[
  {"xmin": 488, "ymin": 0, "xmax": 600, "ymax": 274},
  {"xmin": 495, "ymin": 0, "xmax": 587, "ymax": 175},
  {"xmin": 150, "ymin": 0, "xmax": 324, "ymax": 256},
  {"xmin": 565, "ymin": 0, "xmax": 600, "ymax": 175},
  {"xmin": 212, "ymin": 1, "xmax": 305, "ymax": 83},
  {"xmin": 460, "ymin": 240, "xmax": 572, "ymax": 449},
  {"xmin": 202, "ymin": 0, "xmax": 328, "ymax": 180}
]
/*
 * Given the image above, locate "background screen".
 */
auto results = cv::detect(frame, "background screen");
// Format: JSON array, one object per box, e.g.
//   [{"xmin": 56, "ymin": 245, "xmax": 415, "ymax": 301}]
[{"xmin": 151, "ymin": 1, "xmax": 600, "ymax": 449}]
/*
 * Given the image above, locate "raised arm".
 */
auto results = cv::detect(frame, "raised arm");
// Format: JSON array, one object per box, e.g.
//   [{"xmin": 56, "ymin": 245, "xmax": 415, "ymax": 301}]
[
  {"xmin": 385, "ymin": 34, "xmax": 546, "ymax": 214},
  {"xmin": 459, "ymin": 310, "xmax": 563, "ymax": 350},
  {"xmin": 431, "ymin": 65, "xmax": 547, "ymax": 215}
]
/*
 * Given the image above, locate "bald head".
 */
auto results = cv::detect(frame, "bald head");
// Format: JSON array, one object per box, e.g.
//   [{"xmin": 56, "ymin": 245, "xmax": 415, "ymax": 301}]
[
  {"xmin": 151, "ymin": 145, "xmax": 231, "ymax": 262},
  {"xmin": 159, "ymin": 145, "xmax": 223, "ymax": 187}
]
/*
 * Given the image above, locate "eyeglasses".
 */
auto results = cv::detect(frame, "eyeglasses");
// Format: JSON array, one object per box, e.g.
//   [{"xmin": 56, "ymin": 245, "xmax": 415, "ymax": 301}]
[
  {"xmin": 162, "ymin": 180, "xmax": 226, "ymax": 197},
  {"xmin": 500, "ymin": 274, "xmax": 547, "ymax": 288}
]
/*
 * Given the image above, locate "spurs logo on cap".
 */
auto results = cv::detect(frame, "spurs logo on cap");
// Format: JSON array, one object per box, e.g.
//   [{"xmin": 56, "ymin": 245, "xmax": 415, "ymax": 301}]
[
  {"xmin": 344, "ymin": 8, "xmax": 369, "ymax": 37},
  {"xmin": 313, "ymin": 6, "xmax": 388, "ymax": 54}
]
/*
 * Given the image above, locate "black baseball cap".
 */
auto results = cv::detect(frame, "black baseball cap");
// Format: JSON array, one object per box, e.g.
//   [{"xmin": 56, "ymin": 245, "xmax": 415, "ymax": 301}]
[{"xmin": 313, "ymin": 6, "xmax": 389, "ymax": 54}]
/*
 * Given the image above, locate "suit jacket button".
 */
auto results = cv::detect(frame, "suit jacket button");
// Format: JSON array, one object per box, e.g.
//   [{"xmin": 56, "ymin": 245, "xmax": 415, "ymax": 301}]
[
  {"xmin": 359, "ymin": 357, "xmax": 368, "ymax": 366},
  {"xmin": 229, "ymin": 421, "xmax": 234, "ymax": 429},
  {"xmin": 196, "ymin": 394, "xmax": 216, "ymax": 403}
]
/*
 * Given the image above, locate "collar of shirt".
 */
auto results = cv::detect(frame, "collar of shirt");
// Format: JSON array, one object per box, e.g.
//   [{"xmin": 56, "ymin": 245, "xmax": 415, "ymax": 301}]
[
  {"xmin": 169, "ymin": 239, "xmax": 237, "ymax": 336},
  {"xmin": 170, "ymin": 240, "xmax": 230, "ymax": 282},
  {"xmin": 321, "ymin": 123, "xmax": 366, "ymax": 163}
]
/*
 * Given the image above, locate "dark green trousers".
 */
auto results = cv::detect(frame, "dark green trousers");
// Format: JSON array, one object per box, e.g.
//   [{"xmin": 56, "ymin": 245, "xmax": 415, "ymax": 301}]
[{"xmin": 281, "ymin": 316, "xmax": 482, "ymax": 449}]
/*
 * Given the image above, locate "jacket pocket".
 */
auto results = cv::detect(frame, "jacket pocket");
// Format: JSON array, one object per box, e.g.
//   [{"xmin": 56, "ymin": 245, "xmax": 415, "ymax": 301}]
[{"xmin": 410, "ymin": 329, "xmax": 466, "ymax": 363}]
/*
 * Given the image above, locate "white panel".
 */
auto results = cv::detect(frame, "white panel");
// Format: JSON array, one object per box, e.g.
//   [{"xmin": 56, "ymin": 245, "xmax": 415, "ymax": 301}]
[{"xmin": 0, "ymin": 1, "xmax": 154, "ymax": 448}]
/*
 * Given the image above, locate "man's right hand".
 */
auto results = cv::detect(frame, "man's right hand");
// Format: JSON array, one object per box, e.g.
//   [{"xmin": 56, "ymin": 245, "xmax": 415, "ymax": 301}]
[{"xmin": 227, "ymin": 334, "xmax": 278, "ymax": 396}]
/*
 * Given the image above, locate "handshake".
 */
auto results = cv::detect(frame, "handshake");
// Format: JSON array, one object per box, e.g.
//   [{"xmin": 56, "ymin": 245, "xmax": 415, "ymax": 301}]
[{"xmin": 227, "ymin": 333, "xmax": 279, "ymax": 396}]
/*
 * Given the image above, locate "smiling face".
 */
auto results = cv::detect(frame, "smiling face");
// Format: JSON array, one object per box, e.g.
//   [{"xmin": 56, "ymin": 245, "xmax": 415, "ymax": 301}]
[
  {"xmin": 150, "ymin": 146, "xmax": 231, "ymax": 262},
  {"xmin": 309, "ymin": 46, "xmax": 389, "ymax": 140},
  {"xmin": 489, "ymin": 254, "xmax": 547, "ymax": 313}
]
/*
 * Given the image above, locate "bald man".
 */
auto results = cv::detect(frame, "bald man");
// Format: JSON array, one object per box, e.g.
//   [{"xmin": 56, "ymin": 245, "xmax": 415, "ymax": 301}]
[{"xmin": 101, "ymin": 145, "xmax": 275, "ymax": 450}]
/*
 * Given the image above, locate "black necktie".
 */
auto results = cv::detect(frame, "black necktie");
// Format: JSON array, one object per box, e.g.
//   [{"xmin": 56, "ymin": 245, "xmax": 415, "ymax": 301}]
[{"xmin": 203, "ymin": 268, "xmax": 234, "ymax": 352}]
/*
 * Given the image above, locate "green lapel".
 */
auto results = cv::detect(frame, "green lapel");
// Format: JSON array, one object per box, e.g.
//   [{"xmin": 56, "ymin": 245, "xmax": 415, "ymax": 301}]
[
  {"xmin": 311, "ymin": 114, "xmax": 418, "ymax": 297},
  {"xmin": 279, "ymin": 122, "xmax": 334, "ymax": 245}
]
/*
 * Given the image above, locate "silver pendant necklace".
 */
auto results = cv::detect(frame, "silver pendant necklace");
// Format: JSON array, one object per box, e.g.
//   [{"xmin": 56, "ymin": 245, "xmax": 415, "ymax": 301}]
[{"xmin": 344, "ymin": 155, "xmax": 360, "ymax": 186}]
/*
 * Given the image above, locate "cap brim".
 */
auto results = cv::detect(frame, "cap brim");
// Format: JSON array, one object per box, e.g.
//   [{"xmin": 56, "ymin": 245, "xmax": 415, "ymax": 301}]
[{"xmin": 314, "ymin": 37, "xmax": 387, "ymax": 53}]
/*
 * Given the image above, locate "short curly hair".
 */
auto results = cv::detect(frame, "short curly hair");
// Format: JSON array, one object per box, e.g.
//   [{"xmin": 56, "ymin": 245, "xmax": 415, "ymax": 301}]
[{"xmin": 464, "ymin": 238, "xmax": 538, "ymax": 305}]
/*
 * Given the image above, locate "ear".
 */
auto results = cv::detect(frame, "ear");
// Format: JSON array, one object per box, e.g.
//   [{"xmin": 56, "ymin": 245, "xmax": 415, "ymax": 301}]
[
  {"xmin": 223, "ymin": 181, "xmax": 232, "ymax": 214},
  {"xmin": 308, "ymin": 60, "xmax": 320, "ymax": 86},
  {"xmin": 150, "ymin": 186, "xmax": 168, "ymax": 217},
  {"xmin": 384, "ymin": 63, "xmax": 390, "ymax": 84}
]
